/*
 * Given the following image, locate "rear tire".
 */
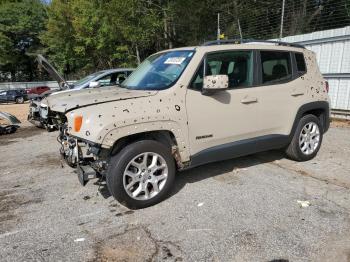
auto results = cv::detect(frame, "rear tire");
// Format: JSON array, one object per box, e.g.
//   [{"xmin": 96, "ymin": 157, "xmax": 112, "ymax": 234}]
[
  {"xmin": 106, "ymin": 140, "xmax": 175, "ymax": 209},
  {"xmin": 286, "ymin": 114, "xmax": 323, "ymax": 161}
]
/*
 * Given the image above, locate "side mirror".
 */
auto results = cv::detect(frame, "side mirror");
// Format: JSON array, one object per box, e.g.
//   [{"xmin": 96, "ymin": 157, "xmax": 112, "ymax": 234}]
[
  {"xmin": 89, "ymin": 81, "xmax": 100, "ymax": 88},
  {"xmin": 203, "ymin": 75, "xmax": 228, "ymax": 93}
]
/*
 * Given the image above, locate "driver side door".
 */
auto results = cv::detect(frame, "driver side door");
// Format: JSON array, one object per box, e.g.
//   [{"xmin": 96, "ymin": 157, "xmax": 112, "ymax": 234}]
[{"xmin": 185, "ymin": 50, "xmax": 264, "ymax": 163}]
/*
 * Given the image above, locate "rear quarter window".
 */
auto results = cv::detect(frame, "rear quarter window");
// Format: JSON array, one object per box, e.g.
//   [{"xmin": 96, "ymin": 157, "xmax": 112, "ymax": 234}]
[{"xmin": 295, "ymin": 52, "xmax": 307, "ymax": 75}]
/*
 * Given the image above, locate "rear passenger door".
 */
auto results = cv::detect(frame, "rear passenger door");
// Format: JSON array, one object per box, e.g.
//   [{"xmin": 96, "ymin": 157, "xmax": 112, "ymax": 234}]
[{"xmin": 257, "ymin": 50, "xmax": 303, "ymax": 136}]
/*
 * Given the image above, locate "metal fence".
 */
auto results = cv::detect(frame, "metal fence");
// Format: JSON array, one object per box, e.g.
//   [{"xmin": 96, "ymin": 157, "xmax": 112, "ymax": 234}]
[
  {"xmin": 0, "ymin": 81, "xmax": 76, "ymax": 91},
  {"xmin": 1, "ymin": 26, "xmax": 350, "ymax": 118},
  {"xmin": 280, "ymin": 26, "xmax": 350, "ymax": 118}
]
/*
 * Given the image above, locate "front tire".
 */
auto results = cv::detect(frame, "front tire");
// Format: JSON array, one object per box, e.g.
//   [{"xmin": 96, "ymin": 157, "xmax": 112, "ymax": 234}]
[
  {"xmin": 286, "ymin": 114, "xmax": 323, "ymax": 161},
  {"xmin": 106, "ymin": 140, "xmax": 175, "ymax": 209}
]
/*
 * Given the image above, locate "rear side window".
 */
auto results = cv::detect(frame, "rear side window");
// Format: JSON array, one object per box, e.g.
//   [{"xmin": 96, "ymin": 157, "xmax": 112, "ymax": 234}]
[
  {"xmin": 295, "ymin": 52, "xmax": 306, "ymax": 75},
  {"xmin": 260, "ymin": 51, "xmax": 292, "ymax": 84}
]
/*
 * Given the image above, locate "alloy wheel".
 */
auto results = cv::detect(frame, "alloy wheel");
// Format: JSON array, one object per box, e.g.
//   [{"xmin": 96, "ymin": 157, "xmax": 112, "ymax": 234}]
[
  {"xmin": 299, "ymin": 122, "xmax": 320, "ymax": 155},
  {"xmin": 123, "ymin": 152, "xmax": 168, "ymax": 200}
]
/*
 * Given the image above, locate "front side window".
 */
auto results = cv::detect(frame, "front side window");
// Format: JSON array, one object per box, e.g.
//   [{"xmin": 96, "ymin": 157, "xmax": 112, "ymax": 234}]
[
  {"xmin": 261, "ymin": 51, "xmax": 292, "ymax": 84},
  {"xmin": 122, "ymin": 50, "xmax": 194, "ymax": 90},
  {"xmin": 191, "ymin": 50, "xmax": 253, "ymax": 90}
]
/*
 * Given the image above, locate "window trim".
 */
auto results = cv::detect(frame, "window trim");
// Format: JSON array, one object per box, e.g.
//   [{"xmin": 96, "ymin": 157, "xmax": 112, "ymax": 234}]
[
  {"xmin": 293, "ymin": 52, "xmax": 307, "ymax": 77},
  {"xmin": 257, "ymin": 50, "xmax": 297, "ymax": 86},
  {"xmin": 188, "ymin": 49, "xmax": 259, "ymax": 91}
]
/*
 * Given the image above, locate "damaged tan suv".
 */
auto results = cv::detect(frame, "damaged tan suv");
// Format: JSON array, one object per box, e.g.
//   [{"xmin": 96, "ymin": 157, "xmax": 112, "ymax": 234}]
[{"xmin": 47, "ymin": 40, "xmax": 330, "ymax": 209}]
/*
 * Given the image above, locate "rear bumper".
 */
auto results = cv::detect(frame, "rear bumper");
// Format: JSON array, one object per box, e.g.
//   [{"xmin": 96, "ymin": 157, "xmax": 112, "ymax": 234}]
[
  {"xmin": 324, "ymin": 109, "xmax": 330, "ymax": 133},
  {"xmin": 322, "ymin": 102, "xmax": 330, "ymax": 133}
]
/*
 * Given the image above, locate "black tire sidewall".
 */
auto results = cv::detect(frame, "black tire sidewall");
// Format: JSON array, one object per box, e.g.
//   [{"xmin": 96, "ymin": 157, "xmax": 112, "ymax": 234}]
[
  {"xmin": 106, "ymin": 140, "xmax": 175, "ymax": 209},
  {"xmin": 293, "ymin": 114, "xmax": 323, "ymax": 161}
]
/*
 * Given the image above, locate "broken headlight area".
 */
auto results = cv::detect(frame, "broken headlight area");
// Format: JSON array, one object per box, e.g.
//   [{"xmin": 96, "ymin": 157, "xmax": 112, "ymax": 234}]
[
  {"xmin": 38, "ymin": 109, "xmax": 67, "ymax": 131},
  {"xmin": 39, "ymin": 104, "xmax": 48, "ymax": 119},
  {"xmin": 50, "ymin": 111, "xmax": 67, "ymax": 130},
  {"xmin": 28, "ymin": 100, "xmax": 43, "ymax": 127},
  {"xmin": 58, "ymin": 128, "xmax": 109, "ymax": 186}
]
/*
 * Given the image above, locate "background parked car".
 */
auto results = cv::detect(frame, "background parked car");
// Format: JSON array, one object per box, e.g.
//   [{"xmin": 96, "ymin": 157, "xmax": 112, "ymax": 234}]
[
  {"xmin": 36, "ymin": 55, "xmax": 134, "ymax": 91},
  {"xmin": 27, "ymin": 55, "xmax": 135, "ymax": 130},
  {"xmin": 0, "ymin": 89, "xmax": 28, "ymax": 104},
  {"xmin": 27, "ymin": 86, "xmax": 50, "ymax": 96}
]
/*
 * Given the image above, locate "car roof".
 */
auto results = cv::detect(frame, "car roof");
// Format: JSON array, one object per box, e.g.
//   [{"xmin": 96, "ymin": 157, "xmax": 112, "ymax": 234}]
[{"xmin": 158, "ymin": 40, "xmax": 308, "ymax": 54}]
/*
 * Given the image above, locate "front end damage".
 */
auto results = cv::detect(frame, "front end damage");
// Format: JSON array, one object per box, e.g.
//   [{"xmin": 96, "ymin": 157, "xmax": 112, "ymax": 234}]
[
  {"xmin": 48, "ymin": 88, "xmax": 160, "ymax": 185},
  {"xmin": 28, "ymin": 99, "xmax": 43, "ymax": 127},
  {"xmin": 58, "ymin": 124, "xmax": 109, "ymax": 186},
  {"xmin": 28, "ymin": 92, "xmax": 61, "ymax": 131}
]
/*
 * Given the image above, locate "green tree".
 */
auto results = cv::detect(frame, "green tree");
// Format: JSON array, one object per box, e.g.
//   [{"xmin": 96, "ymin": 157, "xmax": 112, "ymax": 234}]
[
  {"xmin": 41, "ymin": 0, "xmax": 77, "ymax": 78},
  {"xmin": 0, "ymin": 0, "xmax": 47, "ymax": 81},
  {"xmin": 106, "ymin": 0, "xmax": 163, "ymax": 64}
]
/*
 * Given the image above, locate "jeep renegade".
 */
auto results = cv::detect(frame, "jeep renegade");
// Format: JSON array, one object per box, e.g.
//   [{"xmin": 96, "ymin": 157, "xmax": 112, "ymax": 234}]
[{"xmin": 47, "ymin": 40, "xmax": 330, "ymax": 209}]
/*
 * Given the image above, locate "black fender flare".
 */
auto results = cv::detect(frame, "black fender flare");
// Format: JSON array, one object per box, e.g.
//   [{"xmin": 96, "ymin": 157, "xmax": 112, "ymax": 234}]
[{"xmin": 288, "ymin": 101, "xmax": 330, "ymax": 141}]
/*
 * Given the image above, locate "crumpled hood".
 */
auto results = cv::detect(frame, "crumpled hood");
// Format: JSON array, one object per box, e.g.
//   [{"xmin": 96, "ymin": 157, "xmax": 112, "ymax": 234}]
[{"xmin": 47, "ymin": 87, "xmax": 157, "ymax": 113}]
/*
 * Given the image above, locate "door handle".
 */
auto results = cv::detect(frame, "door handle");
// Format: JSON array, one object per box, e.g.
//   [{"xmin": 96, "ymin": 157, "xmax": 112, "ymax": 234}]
[
  {"xmin": 291, "ymin": 89, "xmax": 304, "ymax": 96},
  {"xmin": 240, "ymin": 97, "xmax": 258, "ymax": 104}
]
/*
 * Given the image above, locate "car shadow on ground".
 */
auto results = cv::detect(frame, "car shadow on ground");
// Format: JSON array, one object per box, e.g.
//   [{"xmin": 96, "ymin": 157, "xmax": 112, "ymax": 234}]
[
  {"xmin": 94, "ymin": 150, "xmax": 286, "ymax": 201},
  {"xmin": 170, "ymin": 150, "xmax": 286, "ymax": 197}
]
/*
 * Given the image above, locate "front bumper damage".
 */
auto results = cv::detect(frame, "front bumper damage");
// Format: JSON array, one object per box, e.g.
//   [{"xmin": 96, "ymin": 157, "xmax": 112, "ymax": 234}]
[
  {"xmin": 27, "ymin": 100, "xmax": 44, "ymax": 128},
  {"xmin": 58, "ymin": 127, "xmax": 108, "ymax": 186},
  {"xmin": 28, "ymin": 99, "xmax": 66, "ymax": 131}
]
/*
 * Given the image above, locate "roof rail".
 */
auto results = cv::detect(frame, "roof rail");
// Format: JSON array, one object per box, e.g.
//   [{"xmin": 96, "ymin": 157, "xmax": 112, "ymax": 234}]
[{"xmin": 201, "ymin": 39, "xmax": 305, "ymax": 49}]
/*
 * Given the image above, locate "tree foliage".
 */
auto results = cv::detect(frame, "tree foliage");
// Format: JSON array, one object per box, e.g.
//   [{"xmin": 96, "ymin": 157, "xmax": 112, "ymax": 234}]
[
  {"xmin": 0, "ymin": 0, "xmax": 349, "ymax": 81},
  {"xmin": 0, "ymin": 0, "xmax": 47, "ymax": 81}
]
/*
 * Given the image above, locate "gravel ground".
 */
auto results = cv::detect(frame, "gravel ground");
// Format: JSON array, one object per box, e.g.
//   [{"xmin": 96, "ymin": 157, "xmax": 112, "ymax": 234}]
[
  {"xmin": 0, "ymin": 103, "xmax": 30, "ymax": 124},
  {"xmin": 0, "ymin": 123, "xmax": 350, "ymax": 261}
]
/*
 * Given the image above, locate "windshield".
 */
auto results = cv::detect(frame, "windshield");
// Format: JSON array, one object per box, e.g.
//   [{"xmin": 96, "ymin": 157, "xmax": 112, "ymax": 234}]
[
  {"xmin": 122, "ymin": 50, "xmax": 194, "ymax": 90},
  {"xmin": 70, "ymin": 71, "xmax": 105, "ymax": 89}
]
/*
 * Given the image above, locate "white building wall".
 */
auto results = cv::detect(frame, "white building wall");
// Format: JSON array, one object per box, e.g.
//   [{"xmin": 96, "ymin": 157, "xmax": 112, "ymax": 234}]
[{"xmin": 281, "ymin": 26, "xmax": 350, "ymax": 112}]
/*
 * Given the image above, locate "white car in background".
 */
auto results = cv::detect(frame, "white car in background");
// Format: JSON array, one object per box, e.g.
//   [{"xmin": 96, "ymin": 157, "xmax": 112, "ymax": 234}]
[{"xmin": 28, "ymin": 55, "xmax": 134, "ymax": 130}]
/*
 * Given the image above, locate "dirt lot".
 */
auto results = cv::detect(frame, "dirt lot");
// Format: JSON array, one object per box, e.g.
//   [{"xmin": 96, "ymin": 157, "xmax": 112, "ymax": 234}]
[
  {"xmin": 0, "ymin": 105, "xmax": 350, "ymax": 261},
  {"xmin": 0, "ymin": 103, "xmax": 30, "ymax": 124}
]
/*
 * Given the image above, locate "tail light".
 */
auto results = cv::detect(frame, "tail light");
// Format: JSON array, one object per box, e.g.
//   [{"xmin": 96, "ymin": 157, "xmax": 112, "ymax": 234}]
[{"xmin": 325, "ymin": 81, "xmax": 329, "ymax": 93}]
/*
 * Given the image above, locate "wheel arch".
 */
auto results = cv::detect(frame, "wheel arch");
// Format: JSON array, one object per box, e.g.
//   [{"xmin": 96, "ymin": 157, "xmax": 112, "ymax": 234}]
[
  {"xmin": 110, "ymin": 130, "xmax": 177, "ymax": 155},
  {"xmin": 108, "ymin": 129, "xmax": 187, "ymax": 169},
  {"xmin": 290, "ymin": 101, "xmax": 330, "ymax": 140}
]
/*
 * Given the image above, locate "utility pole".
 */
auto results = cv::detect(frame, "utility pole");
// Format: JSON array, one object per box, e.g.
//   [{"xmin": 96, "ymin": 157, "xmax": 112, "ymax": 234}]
[
  {"xmin": 279, "ymin": 0, "xmax": 286, "ymax": 40},
  {"xmin": 237, "ymin": 18, "xmax": 243, "ymax": 41},
  {"xmin": 217, "ymin": 13, "xmax": 220, "ymax": 40}
]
